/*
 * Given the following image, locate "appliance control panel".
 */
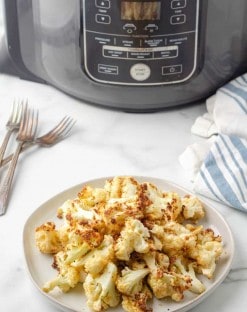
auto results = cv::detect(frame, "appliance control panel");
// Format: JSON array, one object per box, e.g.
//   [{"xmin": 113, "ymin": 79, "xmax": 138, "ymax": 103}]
[{"xmin": 82, "ymin": 0, "xmax": 200, "ymax": 85}]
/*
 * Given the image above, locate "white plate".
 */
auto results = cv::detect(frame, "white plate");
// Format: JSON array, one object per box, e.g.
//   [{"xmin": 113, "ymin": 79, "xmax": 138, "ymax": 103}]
[{"xmin": 23, "ymin": 176, "xmax": 234, "ymax": 312}]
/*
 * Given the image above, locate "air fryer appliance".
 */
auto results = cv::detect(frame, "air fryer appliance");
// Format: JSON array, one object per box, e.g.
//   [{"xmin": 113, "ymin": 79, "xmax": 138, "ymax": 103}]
[{"xmin": 1, "ymin": 0, "xmax": 247, "ymax": 111}]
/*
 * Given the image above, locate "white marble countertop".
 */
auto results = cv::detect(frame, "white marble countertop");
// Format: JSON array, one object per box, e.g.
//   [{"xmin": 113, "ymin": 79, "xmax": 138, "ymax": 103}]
[{"xmin": 0, "ymin": 72, "xmax": 246, "ymax": 312}]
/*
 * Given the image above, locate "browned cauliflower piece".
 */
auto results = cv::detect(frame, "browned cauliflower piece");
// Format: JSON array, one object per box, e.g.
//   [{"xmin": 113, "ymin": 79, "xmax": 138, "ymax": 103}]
[
  {"xmin": 122, "ymin": 285, "xmax": 153, "ymax": 312},
  {"xmin": 77, "ymin": 185, "xmax": 107, "ymax": 210},
  {"xmin": 71, "ymin": 235, "xmax": 115, "ymax": 277},
  {"xmin": 147, "ymin": 270, "xmax": 191, "ymax": 301},
  {"xmin": 116, "ymin": 267, "xmax": 150, "ymax": 296},
  {"xmin": 150, "ymin": 221, "xmax": 200, "ymax": 257},
  {"xmin": 141, "ymin": 182, "xmax": 182, "ymax": 222},
  {"xmin": 83, "ymin": 262, "xmax": 120, "ymax": 312},
  {"xmin": 35, "ymin": 222, "xmax": 62, "ymax": 254},
  {"xmin": 96, "ymin": 177, "xmax": 145, "ymax": 234},
  {"xmin": 188, "ymin": 228, "xmax": 223, "ymax": 279},
  {"xmin": 43, "ymin": 261, "xmax": 80, "ymax": 293},
  {"xmin": 115, "ymin": 218, "xmax": 150, "ymax": 261},
  {"xmin": 182, "ymin": 195, "xmax": 205, "ymax": 222},
  {"xmin": 173, "ymin": 256, "xmax": 206, "ymax": 294}
]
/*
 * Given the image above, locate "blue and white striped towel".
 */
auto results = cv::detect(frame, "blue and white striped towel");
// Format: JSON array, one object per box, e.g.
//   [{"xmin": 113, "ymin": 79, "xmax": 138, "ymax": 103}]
[
  {"xmin": 194, "ymin": 134, "xmax": 247, "ymax": 211},
  {"xmin": 180, "ymin": 74, "xmax": 247, "ymax": 212}
]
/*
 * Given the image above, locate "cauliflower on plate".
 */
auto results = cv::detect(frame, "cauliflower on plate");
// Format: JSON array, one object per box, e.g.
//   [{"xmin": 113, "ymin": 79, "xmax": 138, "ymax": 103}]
[
  {"xmin": 35, "ymin": 222, "xmax": 62, "ymax": 254},
  {"xmin": 121, "ymin": 285, "xmax": 153, "ymax": 312},
  {"xmin": 142, "ymin": 182, "xmax": 182, "ymax": 222},
  {"xmin": 43, "ymin": 251, "xmax": 80, "ymax": 293},
  {"xmin": 174, "ymin": 257, "xmax": 206, "ymax": 294},
  {"xmin": 35, "ymin": 176, "xmax": 224, "ymax": 312},
  {"xmin": 97, "ymin": 177, "xmax": 145, "ymax": 234},
  {"xmin": 142, "ymin": 251, "xmax": 170, "ymax": 272},
  {"xmin": 150, "ymin": 221, "xmax": 199, "ymax": 256},
  {"xmin": 83, "ymin": 262, "xmax": 120, "ymax": 312},
  {"xmin": 71, "ymin": 235, "xmax": 115, "ymax": 276},
  {"xmin": 77, "ymin": 185, "xmax": 107, "ymax": 210},
  {"xmin": 147, "ymin": 269, "xmax": 191, "ymax": 301},
  {"xmin": 115, "ymin": 218, "xmax": 150, "ymax": 261},
  {"xmin": 142, "ymin": 251, "xmax": 191, "ymax": 301},
  {"xmin": 188, "ymin": 228, "xmax": 223, "ymax": 279},
  {"xmin": 116, "ymin": 267, "xmax": 150, "ymax": 296},
  {"xmin": 181, "ymin": 195, "xmax": 205, "ymax": 222},
  {"xmin": 104, "ymin": 176, "xmax": 140, "ymax": 199}
]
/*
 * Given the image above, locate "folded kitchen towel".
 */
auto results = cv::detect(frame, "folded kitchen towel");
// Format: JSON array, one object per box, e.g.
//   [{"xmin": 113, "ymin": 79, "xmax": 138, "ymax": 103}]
[
  {"xmin": 191, "ymin": 74, "xmax": 247, "ymax": 139},
  {"xmin": 180, "ymin": 74, "xmax": 247, "ymax": 212}
]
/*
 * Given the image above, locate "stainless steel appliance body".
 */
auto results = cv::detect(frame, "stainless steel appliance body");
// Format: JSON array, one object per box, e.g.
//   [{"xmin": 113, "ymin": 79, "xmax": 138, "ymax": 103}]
[{"xmin": 1, "ymin": 0, "xmax": 247, "ymax": 111}]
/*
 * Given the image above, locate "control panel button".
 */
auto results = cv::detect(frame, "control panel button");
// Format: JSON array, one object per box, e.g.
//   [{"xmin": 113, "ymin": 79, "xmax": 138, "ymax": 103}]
[
  {"xmin": 123, "ymin": 23, "xmax": 137, "ymax": 34},
  {"xmin": 96, "ymin": 14, "xmax": 111, "ymax": 24},
  {"xmin": 128, "ymin": 52, "xmax": 153, "ymax": 60},
  {"xmin": 144, "ymin": 24, "xmax": 159, "ymax": 33},
  {"xmin": 162, "ymin": 65, "xmax": 182, "ymax": 75},
  {"xmin": 154, "ymin": 49, "xmax": 178, "ymax": 59},
  {"xmin": 95, "ymin": 0, "xmax": 110, "ymax": 9},
  {"xmin": 98, "ymin": 64, "xmax": 118, "ymax": 75},
  {"xmin": 171, "ymin": 0, "xmax": 187, "ymax": 9},
  {"xmin": 170, "ymin": 14, "xmax": 186, "ymax": 25},
  {"xmin": 103, "ymin": 48, "xmax": 128, "ymax": 59},
  {"xmin": 130, "ymin": 63, "xmax": 151, "ymax": 81}
]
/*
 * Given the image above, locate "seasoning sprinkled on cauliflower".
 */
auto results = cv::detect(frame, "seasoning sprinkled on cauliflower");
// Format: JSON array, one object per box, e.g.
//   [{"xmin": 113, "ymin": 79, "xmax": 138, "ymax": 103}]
[
  {"xmin": 115, "ymin": 218, "xmax": 150, "ymax": 261},
  {"xmin": 83, "ymin": 262, "xmax": 120, "ymax": 312},
  {"xmin": 35, "ymin": 176, "xmax": 224, "ymax": 312},
  {"xmin": 188, "ymin": 228, "xmax": 223, "ymax": 279},
  {"xmin": 122, "ymin": 285, "xmax": 153, "ymax": 312},
  {"xmin": 116, "ymin": 267, "xmax": 150, "ymax": 296},
  {"xmin": 174, "ymin": 257, "xmax": 206, "ymax": 294},
  {"xmin": 35, "ymin": 222, "xmax": 62, "ymax": 254},
  {"xmin": 43, "ymin": 261, "xmax": 80, "ymax": 293},
  {"xmin": 72, "ymin": 235, "xmax": 114, "ymax": 276},
  {"xmin": 182, "ymin": 195, "xmax": 205, "ymax": 222}
]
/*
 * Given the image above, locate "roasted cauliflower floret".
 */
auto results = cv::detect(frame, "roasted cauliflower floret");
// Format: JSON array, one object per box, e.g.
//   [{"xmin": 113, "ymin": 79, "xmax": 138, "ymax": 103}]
[
  {"xmin": 43, "ymin": 261, "xmax": 80, "ymax": 293},
  {"xmin": 182, "ymin": 195, "xmax": 205, "ymax": 222},
  {"xmin": 147, "ymin": 270, "xmax": 191, "ymax": 301},
  {"xmin": 83, "ymin": 262, "xmax": 120, "ymax": 312},
  {"xmin": 143, "ymin": 251, "xmax": 191, "ymax": 301},
  {"xmin": 142, "ymin": 251, "xmax": 170, "ymax": 272},
  {"xmin": 121, "ymin": 285, "xmax": 153, "ymax": 312},
  {"xmin": 104, "ymin": 176, "xmax": 140, "ymax": 199},
  {"xmin": 188, "ymin": 229, "xmax": 223, "ymax": 279},
  {"xmin": 151, "ymin": 221, "xmax": 199, "ymax": 256},
  {"xmin": 116, "ymin": 267, "xmax": 150, "ymax": 296},
  {"xmin": 96, "ymin": 177, "xmax": 145, "ymax": 234},
  {"xmin": 35, "ymin": 222, "xmax": 62, "ymax": 254},
  {"xmin": 115, "ymin": 219, "xmax": 150, "ymax": 261},
  {"xmin": 77, "ymin": 185, "xmax": 107, "ymax": 210},
  {"xmin": 72, "ymin": 235, "xmax": 115, "ymax": 276},
  {"xmin": 142, "ymin": 182, "xmax": 182, "ymax": 222},
  {"xmin": 64, "ymin": 242, "xmax": 91, "ymax": 264},
  {"xmin": 174, "ymin": 257, "xmax": 206, "ymax": 294}
]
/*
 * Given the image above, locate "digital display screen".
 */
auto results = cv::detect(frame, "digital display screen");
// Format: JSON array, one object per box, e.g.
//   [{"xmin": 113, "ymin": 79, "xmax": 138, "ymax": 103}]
[{"xmin": 121, "ymin": 2, "xmax": 161, "ymax": 21}]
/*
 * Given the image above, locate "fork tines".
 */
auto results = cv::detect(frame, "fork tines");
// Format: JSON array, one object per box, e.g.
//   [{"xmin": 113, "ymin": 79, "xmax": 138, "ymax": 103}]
[{"xmin": 45, "ymin": 116, "xmax": 76, "ymax": 140}]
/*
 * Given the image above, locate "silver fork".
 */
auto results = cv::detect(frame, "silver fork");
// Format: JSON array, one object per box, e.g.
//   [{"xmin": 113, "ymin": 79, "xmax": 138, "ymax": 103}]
[
  {"xmin": 0, "ymin": 116, "xmax": 76, "ymax": 168},
  {"xmin": 0, "ymin": 106, "xmax": 39, "ymax": 215},
  {"xmin": 0, "ymin": 100, "xmax": 24, "ymax": 166}
]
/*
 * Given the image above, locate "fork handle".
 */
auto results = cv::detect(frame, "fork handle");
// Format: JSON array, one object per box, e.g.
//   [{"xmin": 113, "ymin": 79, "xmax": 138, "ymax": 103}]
[
  {"xmin": 0, "ymin": 129, "xmax": 13, "ymax": 166},
  {"xmin": 0, "ymin": 142, "xmax": 23, "ymax": 216},
  {"xmin": 0, "ymin": 142, "xmax": 34, "ymax": 168}
]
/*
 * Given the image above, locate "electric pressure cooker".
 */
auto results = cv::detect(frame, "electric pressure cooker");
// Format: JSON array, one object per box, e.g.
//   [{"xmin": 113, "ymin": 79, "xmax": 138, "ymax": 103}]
[{"xmin": 1, "ymin": 0, "xmax": 247, "ymax": 111}]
